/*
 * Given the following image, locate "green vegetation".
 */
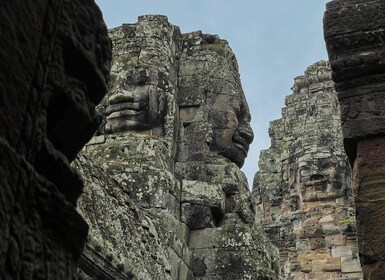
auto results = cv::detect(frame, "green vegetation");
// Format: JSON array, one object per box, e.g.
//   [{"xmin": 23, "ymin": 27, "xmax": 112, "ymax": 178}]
[{"xmin": 339, "ymin": 216, "xmax": 356, "ymax": 224}]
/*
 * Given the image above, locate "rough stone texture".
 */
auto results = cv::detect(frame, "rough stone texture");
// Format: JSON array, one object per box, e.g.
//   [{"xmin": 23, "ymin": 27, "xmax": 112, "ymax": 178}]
[
  {"xmin": 253, "ymin": 61, "xmax": 363, "ymax": 279},
  {"xmin": 324, "ymin": 1, "xmax": 385, "ymax": 278},
  {"xmin": 77, "ymin": 16, "xmax": 189, "ymax": 280},
  {"xmin": 76, "ymin": 15, "xmax": 279, "ymax": 280},
  {"xmin": 0, "ymin": 1, "xmax": 111, "ymax": 279}
]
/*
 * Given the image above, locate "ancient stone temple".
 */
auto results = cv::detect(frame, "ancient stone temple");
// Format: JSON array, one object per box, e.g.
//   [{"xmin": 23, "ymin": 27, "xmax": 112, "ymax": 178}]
[
  {"xmin": 0, "ymin": 1, "xmax": 111, "ymax": 279},
  {"xmin": 253, "ymin": 61, "xmax": 363, "ymax": 279},
  {"xmin": 75, "ymin": 15, "xmax": 279, "ymax": 279},
  {"xmin": 324, "ymin": 1, "xmax": 385, "ymax": 278}
]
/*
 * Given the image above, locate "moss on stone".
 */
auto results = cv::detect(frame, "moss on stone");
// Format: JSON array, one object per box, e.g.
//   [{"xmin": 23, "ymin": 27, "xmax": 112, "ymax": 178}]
[{"xmin": 202, "ymin": 43, "xmax": 226, "ymax": 55}]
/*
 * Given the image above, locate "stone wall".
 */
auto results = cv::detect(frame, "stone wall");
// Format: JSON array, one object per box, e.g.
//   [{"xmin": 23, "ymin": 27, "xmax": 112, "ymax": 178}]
[
  {"xmin": 324, "ymin": 1, "xmax": 385, "ymax": 278},
  {"xmin": 76, "ymin": 15, "xmax": 280, "ymax": 280},
  {"xmin": 253, "ymin": 61, "xmax": 363, "ymax": 279},
  {"xmin": 0, "ymin": 1, "xmax": 111, "ymax": 279}
]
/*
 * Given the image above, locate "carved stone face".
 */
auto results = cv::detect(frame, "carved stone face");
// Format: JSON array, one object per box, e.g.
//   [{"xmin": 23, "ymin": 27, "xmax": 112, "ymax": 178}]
[
  {"xmin": 105, "ymin": 60, "xmax": 166, "ymax": 135},
  {"xmin": 296, "ymin": 156, "xmax": 347, "ymax": 202},
  {"xmin": 178, "ymin": 35, "xmax": 254, "ymax": 168},
  {"xmin": 208, "ymin": 91, "xmax": 254, "ymax": 168}
]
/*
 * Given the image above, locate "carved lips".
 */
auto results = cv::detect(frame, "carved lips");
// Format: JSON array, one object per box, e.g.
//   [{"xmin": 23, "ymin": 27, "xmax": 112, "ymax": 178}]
[{"xmin": 105, "ymin": 88, "xmax": 151, "ymax": 132}]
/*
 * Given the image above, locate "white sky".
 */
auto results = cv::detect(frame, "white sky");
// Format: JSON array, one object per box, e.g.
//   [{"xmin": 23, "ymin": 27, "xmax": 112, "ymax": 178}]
[{"xmin": 95, "ymin": 0, "xmax": 330, "ymax": 187}]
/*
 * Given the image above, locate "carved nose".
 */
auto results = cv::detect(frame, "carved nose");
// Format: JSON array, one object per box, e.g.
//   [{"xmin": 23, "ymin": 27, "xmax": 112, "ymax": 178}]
[{"xmin": 238, "ymin": 124, "xmax": 254, "ymax": 144}]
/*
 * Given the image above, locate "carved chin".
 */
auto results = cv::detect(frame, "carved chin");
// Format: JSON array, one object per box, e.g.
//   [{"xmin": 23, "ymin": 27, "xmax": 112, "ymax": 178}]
[
  {"xmin": 303, "ymin": 191, "xmax": 341, "ymax": 202},
  {"xmin": 217, "ymin": 143, "xmax": 248, "ymax": 168}
]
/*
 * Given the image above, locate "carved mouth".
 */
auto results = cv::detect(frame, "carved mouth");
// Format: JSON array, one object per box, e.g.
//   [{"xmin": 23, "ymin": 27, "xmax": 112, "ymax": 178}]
[
  {"xmin": 305, "ymin": 179, "xmax": 326, "ymax": 185},
  {"xmin": 232, "ymin": 134, "xmax": 249, "ymax": 154},
  {"xmin": 305, "ymin": 174, "xmax": 327, "ymax": 187},
  {"xmin": 107, "ymin": 109, "xmax": 143, "ymax": 120},
  {"xmin": 105, "ymin": 101, "xmax": 148, "ymax": 118}
]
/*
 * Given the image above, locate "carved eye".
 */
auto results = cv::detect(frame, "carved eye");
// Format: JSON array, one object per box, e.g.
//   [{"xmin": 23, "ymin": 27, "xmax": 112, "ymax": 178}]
[
  {"xmin": 121, "ymin": 75, "xmax": 133, "ymax": 88},
  {"xmin": 137, "ymin": 76, "xmax": 149, "ymax": 86}
]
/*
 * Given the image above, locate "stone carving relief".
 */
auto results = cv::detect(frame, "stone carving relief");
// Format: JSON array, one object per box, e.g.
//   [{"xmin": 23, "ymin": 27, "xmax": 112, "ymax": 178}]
[
  {"xmin": 76, "ymin": 16, "xmax": 279, "ymax": 280},
  {"xmin": 105, "ymin": 65, "xmax": 167, "ymax": 134},
  {"xmin": 177, "ymin": 32, "xmax": 254, "ymax": 168},
  {"xmin": 293, "ymin": 153, "xmax": 348, "ymax": 203}
]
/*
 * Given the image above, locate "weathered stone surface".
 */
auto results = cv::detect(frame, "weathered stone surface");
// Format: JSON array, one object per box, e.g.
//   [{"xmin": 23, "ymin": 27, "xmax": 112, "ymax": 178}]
[
  {"xmin": 76, "ymin": 15, "xmax": 279, "ymax": 280},
  {"xmin": 77, "ymin": 16, "xmax": 189, "ymax": 280},
  {"xmin": 0, "ymin": 1, "xmax": 111, "ymax": 279},
  {"xmin": 74, "ymin": 155, "xmax": 176, "ymax": 279},
  {"xmin": 189, "ymin": 214, "xmax": 279, "ymax": 279},
  {"xmin": 324, "ymin": 1, "xmax": 385, "ymax": 278},
  {"xmin": 253, "ymin": 61, "xmax": 362, "ymax": 279}
]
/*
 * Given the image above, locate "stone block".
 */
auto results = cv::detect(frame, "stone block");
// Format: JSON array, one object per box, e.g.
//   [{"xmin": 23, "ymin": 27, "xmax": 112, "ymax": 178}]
[
  {"xmin": 324, "ymin": 257, "xmax": 341, "ymax": 272},
  {"xmin": 319, "ymin": 214, "xmax": 334, "ymax": 224},
  {"xmin": 341, "ymin": 272, "xmax": 364, "ymax": 279},
  {"xmin": 181, "ymin": 203, "xmax": 215, "ymax": 229},
  {"xmin": 179, "ymin": 105, "xmax": 205, "ymax": 123},
  {"xmin": 341, "ymin": 256, "xmax": 362, "ymax": 273},
  {"xmin": 303, "ymin": 217, "xmax": 322, "ymax": 238},
  {"xmin": 189, "ymin": 228, "xmax": 222, "ymax": 250},
  {"xmin": 325, "ymin": 234, "xmax": 345, "ymax": 247},
  {"xmin": 308, "ymin": 271, "xmax": 342, "ymax": 279},
  {"xmin": 311, "ymin": 238, "xmax": 326, "ymax": 250},
  {"xmin": 298, "ymin": 250, "xmax": 330, "ymax": 273},
  {"xmin": 312, "ymin": 259, "xmax": 327, "ymax": 272},
  {"xmin": 296, "ymin": 239, "xmax": 311, "ymax": 251},
  {"xmin": 181, "ymin": 180, "xmax": 225, "ymax": 212},
  {"xmin": 321, "ymin": 222, "xmax": 342, "ymax": 236},
  {"xmin": 332, "ymin": 246, "xmax": 353, "ymax": 258},
  {"xmin": 192, "ymin": 247, "xmax": 274, "ymax": 277}
]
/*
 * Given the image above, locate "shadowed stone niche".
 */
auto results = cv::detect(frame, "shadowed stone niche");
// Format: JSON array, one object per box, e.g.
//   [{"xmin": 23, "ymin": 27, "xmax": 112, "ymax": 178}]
[
  {"xmin": 75, "ymin": 15, "xmax": 280, "ymax": 280},
  {"xmin": 253, "ymin": 61, "xmax": 363, "ymax": 279},
  {"xmin": 324, "ymin": 1, "xmax": 385, "ymax": 278},
  {"xmin": 0, "ymin": 1, "xmax": 111, "ymax": 279}
]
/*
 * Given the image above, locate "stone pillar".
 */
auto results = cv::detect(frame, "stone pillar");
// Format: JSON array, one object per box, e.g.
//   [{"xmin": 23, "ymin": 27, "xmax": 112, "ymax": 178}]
[
  {"xmin": 253, "ymin": 61, "xmax": 363, "ymax": 279},
  {"xmin": 0, "ymin": 0, "xmax": 111, "ymax": 279},
  {"xmin": 324, "ymin": 0, "xmax": 385, "ymax": 278}
]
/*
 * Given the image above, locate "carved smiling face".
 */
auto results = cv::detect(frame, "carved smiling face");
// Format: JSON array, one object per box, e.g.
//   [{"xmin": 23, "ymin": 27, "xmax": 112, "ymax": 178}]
[
  {"xmin": 178, "ymin": 34, "xmax": 254, "ymax": 167},
  {"xmin": 297, "ymin": 156, "xmax": 347, "ymax": 202},
  {"xmin": 208, "ymin": 90, "xmax": 254, "ymax": 168},
  {"xmin": 206, "ymin": 47, "xmax": 254, "ymax": 167},
  {"xmin": 105, "ymin": 61, "xmax": 166, "ymax": 135}
]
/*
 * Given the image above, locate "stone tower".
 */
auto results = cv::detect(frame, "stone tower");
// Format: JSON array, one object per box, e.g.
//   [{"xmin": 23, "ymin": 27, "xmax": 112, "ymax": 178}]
[
  {"xmin": 75, "ymin": 15, "xmax": 279, "ymax": 279},
  {"xmin": 253, "ymin": 61, "xmax": 363, "ymax": 279}
]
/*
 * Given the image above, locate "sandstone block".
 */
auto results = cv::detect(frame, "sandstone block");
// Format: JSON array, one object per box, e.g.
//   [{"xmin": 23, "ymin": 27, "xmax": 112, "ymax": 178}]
[
  {"xmin": 332, "ymin": 246, "xmax": 353, "ymax": 258},
  {"xmin": 325, "ymin": 235, "xmax": 345, "ymax": 248},
  {"xmin": 311, "ymin": 238, "xmax": 326, "ymax": 250},
  {"xmin": 341, "ymin": 256, "xmax": 362, "ymax": 273},
  {"xmin": 181, "ymin": 203, "xmax": 215, "ymax": 229},
  {"xmin": 181, "ymin": 180, "xmax": 225, "ymax": 212},
  {"xmin": 296, "ymin": 239, "xmax": 311, "ymax": 251}
]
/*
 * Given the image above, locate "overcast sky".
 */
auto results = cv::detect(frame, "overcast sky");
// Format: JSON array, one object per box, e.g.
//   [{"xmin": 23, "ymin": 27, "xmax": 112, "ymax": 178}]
[{"xmin": 95, "ymin": 0, "xmax": 330, "ymax": 187}]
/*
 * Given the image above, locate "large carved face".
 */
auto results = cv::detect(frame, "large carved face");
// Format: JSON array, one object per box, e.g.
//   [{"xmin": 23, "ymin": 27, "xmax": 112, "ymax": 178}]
[
  {"xmin": 205, "ymin": 47, "xmax": 254, "ymax": 167},
  {"xmin": 178, "ymin": 36, "xmax": 254, "ymax": 167},
  {"xmin": 207, "ymin": 89, "xmax": 254, "ymax": 168},
  {"xmin": 295, "ymin": 154, "xmax": 347, "ymax": 202},
  {"xmin": 105, "ymin": 57, "xmax": 166, "ymax": 135}
]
